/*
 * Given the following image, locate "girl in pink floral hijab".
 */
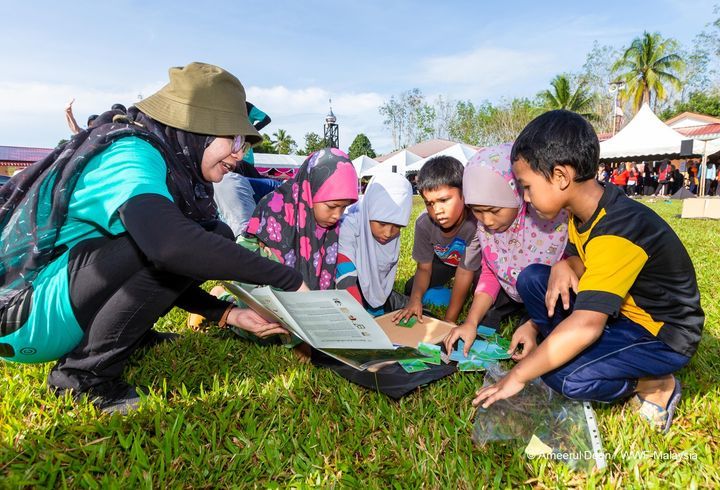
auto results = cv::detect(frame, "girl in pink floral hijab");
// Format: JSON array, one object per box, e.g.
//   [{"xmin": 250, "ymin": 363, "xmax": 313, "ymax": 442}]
[
  {"xmin": 246, "ymin": 148, "xmax": 358, "ymax": 290},
  {"xmin": 444, "ymin": 143, "xmax": 568, "ymax": 356}
]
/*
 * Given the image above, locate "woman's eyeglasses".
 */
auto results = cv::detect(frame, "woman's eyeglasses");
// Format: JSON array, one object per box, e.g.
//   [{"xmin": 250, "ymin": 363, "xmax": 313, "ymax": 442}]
[{"xmin": 231, "ymin": 134, "xmax": 253, "ymax": 155}]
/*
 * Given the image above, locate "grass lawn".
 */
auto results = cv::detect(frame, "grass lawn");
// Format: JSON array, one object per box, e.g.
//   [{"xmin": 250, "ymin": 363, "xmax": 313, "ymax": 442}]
[{"xmin": 2, "ymin": 197, "xmax": 719, "ymax": 488}]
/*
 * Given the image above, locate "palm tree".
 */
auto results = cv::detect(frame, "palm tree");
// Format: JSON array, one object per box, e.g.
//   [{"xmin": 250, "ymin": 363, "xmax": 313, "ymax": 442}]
[
  {"xmin": 272, "ymin": 129, "xmax": 296, "ymax": 155},
  {"xmin": 538, "ymin": 74, "xmax": 597, "ymax": 120},
  {"xmin": 612, "ymin": 31, "xmax": 685, "ymax": 112}
]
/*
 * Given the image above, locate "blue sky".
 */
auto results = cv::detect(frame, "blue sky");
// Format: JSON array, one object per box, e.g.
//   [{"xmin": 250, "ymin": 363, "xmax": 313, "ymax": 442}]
[{"xmin": 1, "ymin": 0, "xmax": 716, "ymax": 153}]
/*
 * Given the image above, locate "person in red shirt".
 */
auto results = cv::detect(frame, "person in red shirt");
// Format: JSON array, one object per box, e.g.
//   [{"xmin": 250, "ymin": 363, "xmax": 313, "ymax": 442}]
[
  {"xmin": 625, "ymin": 163, "xmax": 639, "ymax": 196},
  {"xmin": 614, "ymin": 164, "xmax": 629, "ymax": 193}
]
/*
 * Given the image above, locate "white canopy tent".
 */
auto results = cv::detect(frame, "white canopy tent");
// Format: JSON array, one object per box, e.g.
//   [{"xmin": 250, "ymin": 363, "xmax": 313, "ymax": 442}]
[
  {"xmin": 351, "ymin": 155, "xmax": 380, "ymax": 177},
  {"xmin": 360, "ymin": 149, "xmax": 421, "ymax": 177},
  {"xmin": 600, "ymin": 104, "xmax": 704, "ymax": 160},
  {"xmin": 599, "ymin": 103, "xmax": 720, "ymax": 193},
  {"xmin": 404, "ymin": 143, "xmax": 480, "ymax": 173}
]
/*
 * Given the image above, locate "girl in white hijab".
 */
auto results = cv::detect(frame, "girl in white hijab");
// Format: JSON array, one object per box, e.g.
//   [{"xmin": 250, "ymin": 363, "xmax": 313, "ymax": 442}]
[{"xmin": 336, "ymin": 173, "xmax": 414, "ymax": 315}]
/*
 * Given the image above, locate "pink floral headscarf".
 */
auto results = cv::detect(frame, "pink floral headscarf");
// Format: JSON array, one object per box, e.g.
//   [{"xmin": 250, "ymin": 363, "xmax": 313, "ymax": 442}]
[
  {"xmin": 246, "ymin": 148, "xmax": 358, "ymax": 289},
  {"xmin": 463, "ymin": 143, "xmax": 568, "ymax": 301}
]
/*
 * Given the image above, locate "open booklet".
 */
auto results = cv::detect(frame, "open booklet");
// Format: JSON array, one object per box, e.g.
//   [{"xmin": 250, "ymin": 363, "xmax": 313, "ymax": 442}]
[{"xmin": 222, "ymin": 282, "xmax": 430, "ymax": 370}]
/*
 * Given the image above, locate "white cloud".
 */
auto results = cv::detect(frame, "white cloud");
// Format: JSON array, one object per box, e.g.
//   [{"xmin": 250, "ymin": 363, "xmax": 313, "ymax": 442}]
[
  {"xmin": 0, "ymin": 81, "xmax": 164, "ymax": 147},
  {"xmin": 247, "ymin": 85, "xmax": 392, "ymax": 153},
  {"xmin": 417, "ymin": 46, "xmax": 556, "ymax": 99},
  {"xmin": 0, "ymin": 81, "xmax": 395, "ymax": 153}
]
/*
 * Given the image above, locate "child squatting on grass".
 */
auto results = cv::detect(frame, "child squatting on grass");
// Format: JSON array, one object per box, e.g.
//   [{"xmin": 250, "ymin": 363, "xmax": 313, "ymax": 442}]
[
  {"xmin": 393, "ymin": 156, "xmax": 482, "ymax": 325},
  {"xmin": 335, "ymin": 173, "xmax": 414, "ymax": 315},
  {"xmin": 444, "ymin": 143, "xmax": 569, "ymax": 357},
  {"xmin": 473, "ymin": 110, "xmax": 704, "ymax": 433}
]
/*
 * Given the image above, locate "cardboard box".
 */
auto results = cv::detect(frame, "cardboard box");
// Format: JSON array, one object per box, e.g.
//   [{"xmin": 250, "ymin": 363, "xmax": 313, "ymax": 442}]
[{"xmin": 681, "ymin": 198, "xmax": 720, "ymax": 219}]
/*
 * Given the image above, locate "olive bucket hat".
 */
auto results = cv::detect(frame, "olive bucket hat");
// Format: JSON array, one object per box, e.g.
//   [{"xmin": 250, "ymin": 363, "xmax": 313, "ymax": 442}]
[{"xmin": 136, "ymin": 62, "xmax": 262, "ymax": 144}]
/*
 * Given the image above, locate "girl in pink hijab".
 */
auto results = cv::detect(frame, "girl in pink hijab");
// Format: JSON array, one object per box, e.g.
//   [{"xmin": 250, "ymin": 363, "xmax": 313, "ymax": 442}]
[
  {"xmin": 444, "ymin": 143, "xmax": 568, "ymax": 357},
  {"xmin": 246, "ymin": 148, "xmax": 358, "ymax": 290}
]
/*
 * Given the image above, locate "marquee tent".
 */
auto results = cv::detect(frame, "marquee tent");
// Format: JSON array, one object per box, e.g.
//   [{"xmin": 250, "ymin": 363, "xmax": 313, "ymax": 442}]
[
  {"xmin": 404, "ymin": 143, "xmax": 480, "ymax": 173},
  {"xmin": 351, "ymin": 155, "xmax": 380, "ymax": 177},
  {"xmin": 600, "ymin": 104, "xmax": 704, "ymax": 161},
  {"xmin": 360, "ymin": 150, "xmax": 421, "ymax": 177}
]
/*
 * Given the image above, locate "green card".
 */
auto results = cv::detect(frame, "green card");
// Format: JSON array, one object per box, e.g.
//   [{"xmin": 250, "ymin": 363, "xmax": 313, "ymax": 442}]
[
  {"xmin": 397, "ymin": 317, "xmax": 417, "ymax": 328},
  {"xmin": 417, "ymin": 342, "xmax": 442, "ymax": 365},
  {"xmin": 399, "ymin": 359, "xmax": 431, "ymax": 373},
  {"xmin": 458, "ymin": 359, "xmax": 494, "ymax": 371},
  {"xmin": 478, "ymin": 332, "xmax": 511, "ymax": 351}
]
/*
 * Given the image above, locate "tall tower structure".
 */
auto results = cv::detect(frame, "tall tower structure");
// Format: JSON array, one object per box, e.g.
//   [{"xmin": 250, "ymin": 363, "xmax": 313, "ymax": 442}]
[{"xmin": 323, "ymin": 99, "xmax": 339, "ymax": 148}]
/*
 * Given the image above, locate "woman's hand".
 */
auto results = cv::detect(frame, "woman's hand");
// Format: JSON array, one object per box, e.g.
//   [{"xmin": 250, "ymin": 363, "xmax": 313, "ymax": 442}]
[
  {"xmin": 545, "ymin": 260, "xmax": 579, "ymax": 317},
  {"xmin": 443, "ymin": 322, "xmax": 477, "ymax": 356},
  {"xmin": 226, "ymin": 307, "xmax": 288, "ymax": 338},
  {"xmin": 296, "ymin": 282, "xmax": 310, "ymax": 292},
  {"xmin": 508, "ymin": 320, "xmax": 539, "ymax": 361},
  {"xmin": 472, "ymin": 370, "xmax": 527, "ymax": 409},
  {"xmin": 391, "ymin": 298, "xmax": 424, "ymax": 324}
]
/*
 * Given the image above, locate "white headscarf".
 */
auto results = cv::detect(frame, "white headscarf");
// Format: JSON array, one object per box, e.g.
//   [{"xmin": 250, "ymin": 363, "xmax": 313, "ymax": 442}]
[{"xmin": 338, "ymin": 173, "xmax": 413, "ymax": 308}]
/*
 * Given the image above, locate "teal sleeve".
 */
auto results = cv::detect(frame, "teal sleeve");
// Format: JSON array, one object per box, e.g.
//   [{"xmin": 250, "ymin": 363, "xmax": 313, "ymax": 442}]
[
  {"xmin": 69, "ymin": 137, "xmax": 174, "ymax": 234},
  {"xmin": 248, "ymin": 105, "xmax": 268, "ymax": 125}
]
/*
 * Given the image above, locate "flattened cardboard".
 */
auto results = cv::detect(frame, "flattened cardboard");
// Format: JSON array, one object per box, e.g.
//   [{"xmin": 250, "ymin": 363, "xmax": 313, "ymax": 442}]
[{"xmin": 375, "ymin": 312, "xmax": 454, "ymax": 347}]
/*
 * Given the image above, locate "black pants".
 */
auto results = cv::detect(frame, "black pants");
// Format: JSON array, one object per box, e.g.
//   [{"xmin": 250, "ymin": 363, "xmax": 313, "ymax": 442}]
[
  {"xmin": 403, "ymin": 256, "xmax": 457, "ymax": 295},
  {"xmin": 479, "ymin": 288, "xmax": 528, "ymax": 330},
  {"xmin": 48, "ymin": 226, "xmax": 233, "ymax": 393}
]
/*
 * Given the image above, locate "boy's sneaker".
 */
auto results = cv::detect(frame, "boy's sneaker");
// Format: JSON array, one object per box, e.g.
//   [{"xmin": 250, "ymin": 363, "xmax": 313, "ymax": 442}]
[{"xmin": 630, "ymin": 375, "xmax": 682, "ymax": 433}]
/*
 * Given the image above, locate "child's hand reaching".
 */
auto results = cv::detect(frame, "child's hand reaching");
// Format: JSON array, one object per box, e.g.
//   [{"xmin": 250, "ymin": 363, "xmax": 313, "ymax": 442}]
[
  {"xmin": 472, "ymin": 370, "xmax": 526, "ymax": 409},
  {"xmin": 392, "ymin": 298, "xmax": 424, "ymax": 324},
  {"xmin": 443, "ymin": 322, "xmax": 476, "ymax": 356},
  {"xmin": 508, "ymin": 319, "xmax": 539, "ymax": 361},
  {"xmin": 545, "ymin": 260, "xmax": 579, "ymax": 316}
]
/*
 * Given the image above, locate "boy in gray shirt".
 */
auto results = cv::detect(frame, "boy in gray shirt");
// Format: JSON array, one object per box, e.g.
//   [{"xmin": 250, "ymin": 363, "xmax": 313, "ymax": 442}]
[{"xmin": 393, "ymin": 156, "xmax": 482, "ymax": 324}]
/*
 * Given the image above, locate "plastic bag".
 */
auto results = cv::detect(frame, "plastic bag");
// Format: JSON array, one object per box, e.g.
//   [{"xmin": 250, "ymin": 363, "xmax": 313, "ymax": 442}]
[{"xmin": 471, "ymin": 364, "xmax": 605, "ymax": 472}]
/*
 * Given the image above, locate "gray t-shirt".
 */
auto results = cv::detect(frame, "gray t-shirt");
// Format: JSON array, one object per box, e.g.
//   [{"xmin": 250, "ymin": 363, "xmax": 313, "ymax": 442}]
[{"xmin": 412, "ymin": 211, "xmax": 482, "ymax": 270}]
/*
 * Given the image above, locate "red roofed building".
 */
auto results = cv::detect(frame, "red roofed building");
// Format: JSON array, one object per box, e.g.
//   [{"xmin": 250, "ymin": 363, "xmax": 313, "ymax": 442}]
[
  {"xmin": 0, "ymin": 145, "xmax": 53, "ymax": 176},
  {"xmin": 665, "ymin": 112, "xmax": 720, "ymax": 140}
]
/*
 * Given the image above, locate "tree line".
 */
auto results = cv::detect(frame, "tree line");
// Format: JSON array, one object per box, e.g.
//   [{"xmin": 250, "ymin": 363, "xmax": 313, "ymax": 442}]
[
  {"xmin": 256, "ymin": 6, "xmax": 720, "ymax": 158},
  {"xmin": 378, "ymin": 9, "xmax": 720, "ymax": 151}
]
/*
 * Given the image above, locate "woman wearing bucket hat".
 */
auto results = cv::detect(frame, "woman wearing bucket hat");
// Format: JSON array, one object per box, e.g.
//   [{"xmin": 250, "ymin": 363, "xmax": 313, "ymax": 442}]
[{"xmin": 0, "ymin": 62, "xmax": 307, "ymax": 414}]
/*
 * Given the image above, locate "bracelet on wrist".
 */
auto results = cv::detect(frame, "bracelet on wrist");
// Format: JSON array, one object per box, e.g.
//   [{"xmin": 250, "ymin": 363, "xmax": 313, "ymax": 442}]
[{"xmin": 217, "ymin": 305, "xmax": 234, "ymax": 329}]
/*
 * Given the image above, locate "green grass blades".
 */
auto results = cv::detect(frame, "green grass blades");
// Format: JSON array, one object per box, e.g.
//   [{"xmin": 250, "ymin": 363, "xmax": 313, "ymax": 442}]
[{"xmin": 1, "ymin": 198, "xmax": 719, "ymax": 487}]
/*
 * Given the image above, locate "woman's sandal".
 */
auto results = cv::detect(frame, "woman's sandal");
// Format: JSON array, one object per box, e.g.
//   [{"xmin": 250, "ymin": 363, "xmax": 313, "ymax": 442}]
[{"xmin": 629, "ymin": 375, "xmax": 682, "ymax": 433}]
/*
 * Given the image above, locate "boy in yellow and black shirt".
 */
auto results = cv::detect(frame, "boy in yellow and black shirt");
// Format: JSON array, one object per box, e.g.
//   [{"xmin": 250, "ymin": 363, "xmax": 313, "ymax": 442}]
[{"xmin": 473, "ymin": 110, "xmax": 703, "ymax": 433}]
